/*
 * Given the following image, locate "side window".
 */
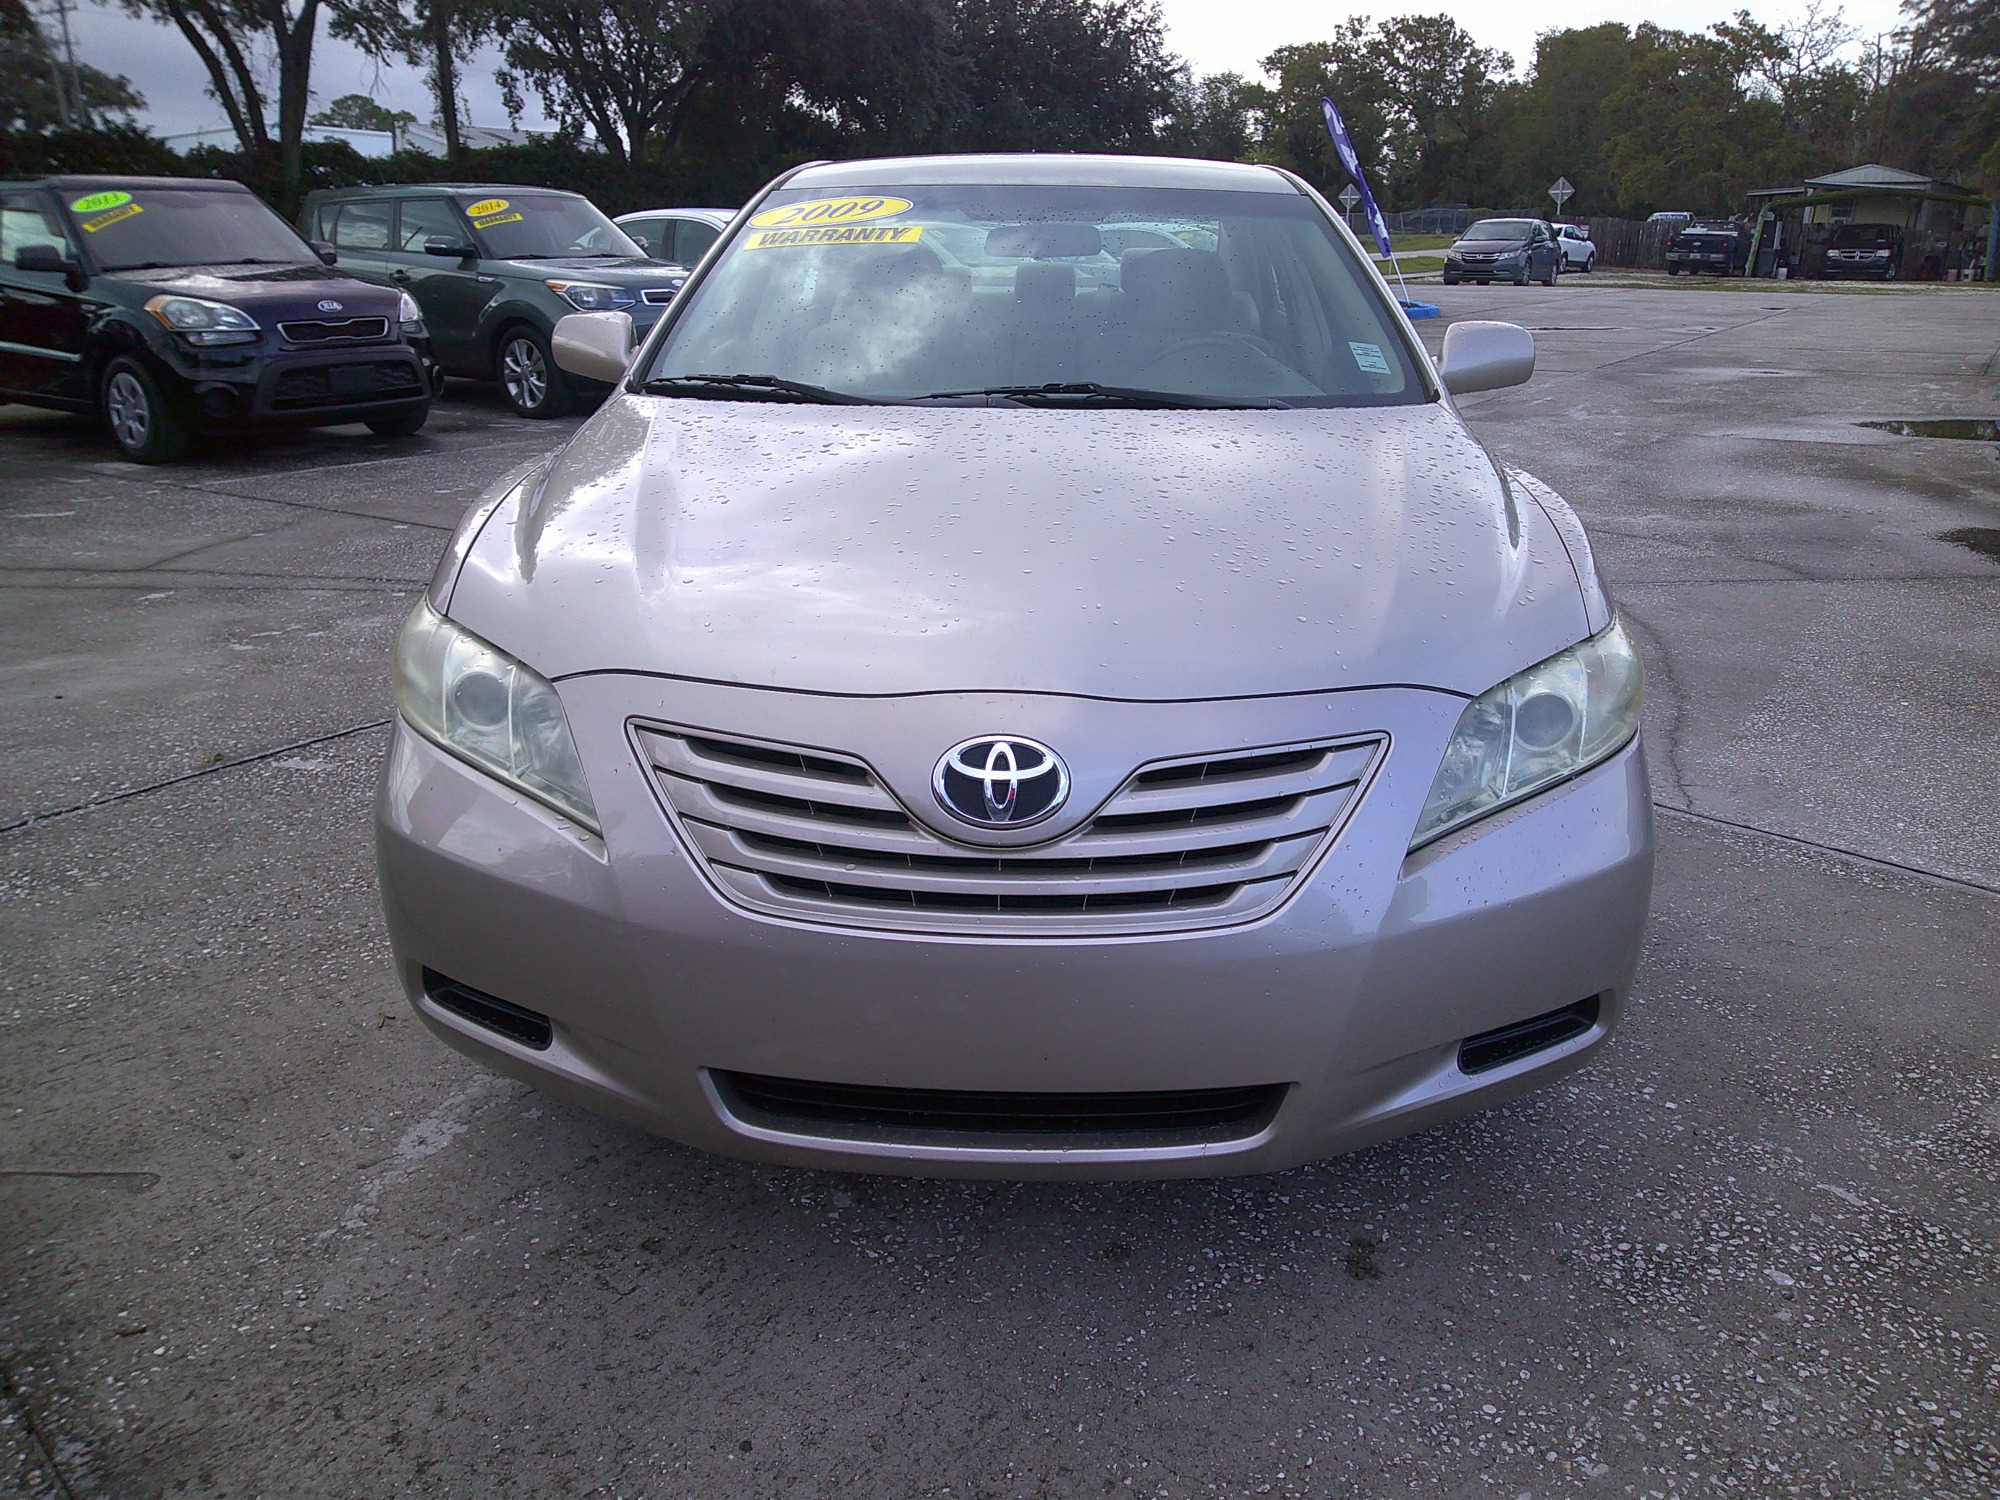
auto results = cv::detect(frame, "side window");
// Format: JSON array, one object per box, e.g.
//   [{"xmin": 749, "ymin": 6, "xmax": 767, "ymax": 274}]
[
  {"xmin": 397, "ymin": 198, "xmax": 462, "ymax": 251},
  {"xmin": 623, "ymin": 218, "xmax": 666, "ymax": 258},
  {"xmin": 331, "ymin": 200, "xmax": 393, "ymax": 251},
  {"xmin": 0, "ymin": 192, "xmax": 72, "ymax": 263},
  {"xmin": 671, "ymin": 218, "xmax": 721, "ymax": 264}
]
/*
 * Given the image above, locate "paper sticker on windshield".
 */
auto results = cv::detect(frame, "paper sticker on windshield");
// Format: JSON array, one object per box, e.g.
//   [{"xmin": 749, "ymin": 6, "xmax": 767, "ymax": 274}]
[
  {"xmin": 746, "ymin": 225, "xmax": 923, "ymax": 250},
  {"xmin": 465, "ymin": 198, "xmax": 508, "ymax": 218},
  {"xmin": 1348, "ymin": 341, "xmax": 1392, "ymax": 375},
  {"xmin": 69, "ymin": 190, "xmax": 132, "ymax": 214},
  {"xmin": 473, "ymin": 211, "xmax": 524, "ymax": 230},
  {"xmin": 80, "ymin": 203, "xmax": 144, "ymax": 232},
  {"xmin": 749, "ymin": 196, "xmax": 912, "ymax": 231}
]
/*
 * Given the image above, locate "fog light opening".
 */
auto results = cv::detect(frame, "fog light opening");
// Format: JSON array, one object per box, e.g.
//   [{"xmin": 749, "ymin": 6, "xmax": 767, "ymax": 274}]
[
  {"xmin": 422, "ymin": 969, "xmax": 553, "ymax": 1050},
  {"xmin": 1458, "ymin": 995, "xmax": 1603, "ymax": 1075}
]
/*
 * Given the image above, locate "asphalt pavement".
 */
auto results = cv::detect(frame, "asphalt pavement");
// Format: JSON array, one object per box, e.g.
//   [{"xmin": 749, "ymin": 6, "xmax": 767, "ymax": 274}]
[{"xmin": 4, "ymin": 284, "xmax": 1998, "ymax": 1499}]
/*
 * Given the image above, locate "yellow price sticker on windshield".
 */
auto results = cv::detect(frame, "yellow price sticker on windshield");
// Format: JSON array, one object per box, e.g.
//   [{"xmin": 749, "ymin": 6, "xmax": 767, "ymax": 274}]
[
  {"xmin": 746, "ymin": 225, "xmax": 924, "ymax": 250},
  {"xmin": 474, "ymin": 212, "xmax": 524, "ymax": 230},
  {"xmin": 81, "ymin": 203, "xmax": 144, "ymax": 232},
  {"xmin": 465, "ymin": 198, "xmax": 508, "ymax": 217},
  {"xmin": 749, "ymin": 196, "xmax": 912, "ymax": 230},
  {"xmin": 69, "ymin": 190, "xmax": 132, "ymax": 214}
]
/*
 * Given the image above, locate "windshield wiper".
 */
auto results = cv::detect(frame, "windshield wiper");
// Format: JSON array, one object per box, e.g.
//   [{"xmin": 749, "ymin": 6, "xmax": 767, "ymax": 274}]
[
  {"xmin": 640, "ymin": 373, "xmax": 879, "ymax": 405},
  {"xmin": 914, "ymin": 382, "xmax": 1289, "ymax": 410}
]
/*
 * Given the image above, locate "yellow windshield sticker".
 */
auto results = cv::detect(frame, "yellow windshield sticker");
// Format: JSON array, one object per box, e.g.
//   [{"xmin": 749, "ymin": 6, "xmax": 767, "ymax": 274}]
[
  {"xmin": 69, "ymin": 190, "xmax": 132, "ymax": 214},
  {"xmin": 746, "ymin": 225, "xmax": 924, "ymax": 250},
  {"xmin": 473, "ymin": 211, "xmax": 524, "ymax": 230},
  {"xmin": 464, "ymin": 198, "xmax": 508, "ymax": 218},
  {"xmin": 749, "ymin": 196, "xmax": 912, "ymax": 230},
  {"xmin": 80, "ymin": 203, "xmax": 144, "ymax": 232}
]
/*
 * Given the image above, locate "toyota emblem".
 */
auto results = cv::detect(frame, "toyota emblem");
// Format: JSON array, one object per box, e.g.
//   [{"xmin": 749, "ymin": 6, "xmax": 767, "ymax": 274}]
[
  {"xmin": 933, "ymin": 736, "xmax": 1069, "ymax": 829},
  {"xmin": 316, "ymin": 299, "xmax": 343, "ymax": 312}
]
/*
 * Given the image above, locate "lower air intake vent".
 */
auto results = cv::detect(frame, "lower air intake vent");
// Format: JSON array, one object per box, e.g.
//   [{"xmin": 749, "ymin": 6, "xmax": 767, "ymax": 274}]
[
  {"xmin": 1458, "ymin": 996, "xmax": 1602, "ymax": 1075},
  {"xmin": 423, "ymin": 970, "xmax": 553, "ymax": 1050},
  {"xmin": 716, "ymin": 1071, "xmax": 1286, "ymax": 1145}
]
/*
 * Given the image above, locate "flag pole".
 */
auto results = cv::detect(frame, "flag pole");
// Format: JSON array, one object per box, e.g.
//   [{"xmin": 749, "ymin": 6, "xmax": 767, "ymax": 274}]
[{"xmin": 1320, "ymin": 95, "xmax": 1418, "ymax": 311}]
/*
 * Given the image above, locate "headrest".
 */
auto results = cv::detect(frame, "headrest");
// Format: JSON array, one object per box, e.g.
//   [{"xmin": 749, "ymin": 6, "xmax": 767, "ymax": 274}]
[{"xmin": 1015, "ymin": 261, "xmax": 1076, "ymax": 304}]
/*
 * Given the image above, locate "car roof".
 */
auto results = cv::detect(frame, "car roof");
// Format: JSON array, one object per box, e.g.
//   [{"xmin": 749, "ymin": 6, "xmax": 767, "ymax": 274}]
[
  {"xmin": 2, "ymin": 175, "xmax": 254, "ymax": 194},
  {"xmin": 616, "ymin": 207, "xmax": 734, "ymax": 221},
  {"xmin": 782, "ymin": 154, "xmax": 1299, "ymax": 195},
  {"xmin": 303, "ymin": 183, "xmax": 586, "ymax": 201}
]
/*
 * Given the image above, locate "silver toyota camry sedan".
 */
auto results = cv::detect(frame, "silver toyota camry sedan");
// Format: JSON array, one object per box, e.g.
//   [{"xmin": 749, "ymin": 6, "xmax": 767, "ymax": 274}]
[{"xmin": 377, "ymin": 154, "xmax": 1652, "ymax": 1178}]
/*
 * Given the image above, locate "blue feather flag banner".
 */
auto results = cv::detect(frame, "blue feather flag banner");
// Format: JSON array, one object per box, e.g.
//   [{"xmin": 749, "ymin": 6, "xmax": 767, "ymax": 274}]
[{"xmin": 1320, "ymin": 96, "xmax": 1395, "ymax": 261}]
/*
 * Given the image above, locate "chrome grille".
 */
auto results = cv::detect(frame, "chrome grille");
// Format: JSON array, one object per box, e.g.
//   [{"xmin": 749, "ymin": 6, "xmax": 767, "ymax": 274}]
[
  {"xmin": 277, "ymin": 315, "xmax": 390, "ymax": 345},
  {"xmin": 635, "ymin": 725, "xmax": 1382, "ymax": 936}
]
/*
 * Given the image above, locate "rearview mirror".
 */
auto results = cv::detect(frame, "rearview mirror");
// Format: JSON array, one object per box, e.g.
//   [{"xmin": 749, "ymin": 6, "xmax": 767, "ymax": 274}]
[
  {"xmin": 310, "ymin": 239, "xmax": 338, "ymax": 265},
  {"xmin": 424, "ymin": 236, "xmax": 473, "ymax": 259},
  {"xmin": 1438, "ymin": 320, "xmax": 1535, "ymax": 396},
  {"xmin": 551, "ymin": 311, "xmax": 635, "ymax": 385},
  {"xmin": 985, "ymin": 222, "xmax": 1103, "ymax": 259}
]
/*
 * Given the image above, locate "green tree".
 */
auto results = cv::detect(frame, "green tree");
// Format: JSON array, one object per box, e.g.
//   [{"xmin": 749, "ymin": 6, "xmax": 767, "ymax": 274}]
[
  {"xmin": 0, "ymin": 8, "xmax": 145, "ymax": 130},
  {"xmin": 942, "ymin": 0, "xmax": 1179, "ymax": 151},
  {"xmin": 1160, "ymin": 68, "xmax": 1258, "ymax": 161},
  {"xmin": 119, "ymin": 0, "xmax": 398, "ymax": 210},
  {"xmin": 334, "ymin": 0, "xmax": 502, "ymax": 162},
  {"xmin": 1250, "ymin": 26, "xmax": 1393, "ymax": 198},
  {"xmin": 310, "ymin": 91, "xmax": 418, "ymax": 144},
  {"xmin": 1366, "ymin": 15, "xmax": 1511, "ymax": 206}
]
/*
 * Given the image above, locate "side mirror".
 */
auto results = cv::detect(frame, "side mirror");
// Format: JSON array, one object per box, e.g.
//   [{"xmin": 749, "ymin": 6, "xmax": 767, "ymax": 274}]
[
  {"xmin": 310, "ymin": 240, "xmax": 338, "ymax": 266},
  {"xmin": 424, "ymin": 236, "xmax": 473, "ymax": 259},
  {"xmin": 551, "ymin": 311, "xmax": 635, "ymax": 384},
  {"xmin": 16, "ymin": 242, "xmax": 85, "ymax": 291},
  {"xmin": 1439, "ymin": 320, "xmax": 1535, "ymax": 396}
]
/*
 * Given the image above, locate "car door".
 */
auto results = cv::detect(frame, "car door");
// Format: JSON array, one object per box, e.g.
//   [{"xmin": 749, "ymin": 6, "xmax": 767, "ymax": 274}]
[
  {"xmin": 0, "ymin": 189, "xmax": 90, "ymax": 403},
  {"xmin": 388, "ymin": 196, "xmax": 496, "ymax": 373},
  {"xmin": 620, "ymin": 217, "xmax": 669, "ymax": 260},
  {"xmin": 667, "ymin": 216, "xmax": 721, "ymax": 267},
  {"xmin": 326, "ymin": 198, "xmax": 398, "ymax": 286}
]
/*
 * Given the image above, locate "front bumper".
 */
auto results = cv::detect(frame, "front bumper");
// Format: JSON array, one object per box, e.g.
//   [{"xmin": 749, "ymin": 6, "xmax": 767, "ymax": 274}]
[
  {"xmin": 376, "ymin": 676, "xmax": 1654, "ymax": 1178},
  {"xmin": 149, "ymin": 338, "xmax": 430, "ymax": 430}
]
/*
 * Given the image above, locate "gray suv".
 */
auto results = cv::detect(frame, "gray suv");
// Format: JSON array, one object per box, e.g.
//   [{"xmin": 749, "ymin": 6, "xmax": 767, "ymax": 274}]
[{"xmin": 300, "ymin": 184, "xmax": 686, "ymax": 416}]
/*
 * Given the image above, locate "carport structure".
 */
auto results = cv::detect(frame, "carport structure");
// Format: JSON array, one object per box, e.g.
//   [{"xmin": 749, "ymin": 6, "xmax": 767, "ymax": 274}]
[{"xmin": 1745, "ymin": 163, "xmax": 1997, "ymax": 280}]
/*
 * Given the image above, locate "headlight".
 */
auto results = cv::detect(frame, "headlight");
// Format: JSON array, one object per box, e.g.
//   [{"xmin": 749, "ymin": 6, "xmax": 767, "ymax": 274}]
[
  {"xmin": 397, "ymin": 291, "xmax": 427, "ymax": 336},
  {"xmin": 392, "ymin": 600, "xmax": 599, "ymax": 833},
  {"xmin": 1411, "ymin": 618, "xmax": 1642, "ymax": 850},
  {"xmin": 145, "ymin": 295, "xmax": 259, "ymax": 346},
  {"xmin": 546, "ymin": 281, "xmax": 635, "ymax": 312}
]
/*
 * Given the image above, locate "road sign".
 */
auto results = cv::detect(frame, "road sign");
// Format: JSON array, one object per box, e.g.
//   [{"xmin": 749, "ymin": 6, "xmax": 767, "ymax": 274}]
[
  {"xmin": 1549, "ymin": 176, "xmax": 1575, "ymax": 212},
  {"xmin": 1338, "ymin": 185, "xmax": 1361, "ymax": 211}
]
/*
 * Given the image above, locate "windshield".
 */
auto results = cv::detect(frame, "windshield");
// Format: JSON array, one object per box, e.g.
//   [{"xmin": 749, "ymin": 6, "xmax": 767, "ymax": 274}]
[
  {"xmin": 643, "ymin": 183, "xmax": 1425, "ymax": 407},
  {"xmin": 458, "ymin": 193, "xmax": 645, "ymax": 260},
  {"xmin": 1463, "ymin": 219, "xmax": 1536, "ymax": 242},
  {"xmin": 69, "ymin": 187, "xmax": 316, "ymax": 271},
  {"xmin": 1831, "ymin": 224, "xmax": 1897, "ymax": 246}
]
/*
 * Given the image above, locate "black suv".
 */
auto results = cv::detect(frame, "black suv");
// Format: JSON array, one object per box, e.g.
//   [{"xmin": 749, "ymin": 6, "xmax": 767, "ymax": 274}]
[
  {"xmin": 300, "ymin": 184, "xmax": 686, "ymax": 417},
  {"xmin": 1665, "ymin": 221, "xmax": 1752, "ymax": 276},
  {"xmin": 0, "ymin": 176, "xmax": 432, "ymax": 462},
  {"xmin": 1818, "ymin": 222, "xmax": 1904, "ymax": 280}
]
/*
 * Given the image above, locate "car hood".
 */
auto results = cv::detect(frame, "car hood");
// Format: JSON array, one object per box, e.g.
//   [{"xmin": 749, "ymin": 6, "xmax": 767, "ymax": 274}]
[
  {"xmin": 446, "ymin": 396, "xmax": 1591, "ymax": 700},
  {"xmin": 108, "ymin": 263, "xmax": 405, "ymax": 317},
  {"xmin": 487, "ymin": 257, "xmax": 681, "ymax": 282},
  {"xmin": 1450, "ymin": 239, "xmax": 1527, "ymax": 253}
]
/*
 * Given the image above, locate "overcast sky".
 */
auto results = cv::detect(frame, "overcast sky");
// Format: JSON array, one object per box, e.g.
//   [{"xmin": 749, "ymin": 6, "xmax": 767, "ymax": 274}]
[{"xmin": 66, "ymin": 0, "xmax": 1908, "ymax": 143}]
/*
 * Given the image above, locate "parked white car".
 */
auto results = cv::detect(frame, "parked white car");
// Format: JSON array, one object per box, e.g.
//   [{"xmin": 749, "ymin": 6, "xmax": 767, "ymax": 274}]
[
  {"xmin": 613, "ymin": 207, "xmax": 734, "ymax": 269},
  {"xmin": 1554, "ymin": 222, "xmax": 1596, "ymax": 272}
]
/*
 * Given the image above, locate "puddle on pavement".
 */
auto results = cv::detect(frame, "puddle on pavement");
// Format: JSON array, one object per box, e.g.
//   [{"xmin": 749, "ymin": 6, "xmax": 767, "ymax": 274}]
[
  {"xmin": 1860, "ymin": 418, "xmax": 2000, "ymax": 441},
  {"xmin": 1941, "ymin": 528, "xmax": 2000, "ymax": 563}
]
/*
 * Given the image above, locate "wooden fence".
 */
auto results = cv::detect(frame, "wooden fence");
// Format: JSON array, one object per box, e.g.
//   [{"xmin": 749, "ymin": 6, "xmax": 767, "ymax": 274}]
[{"xmin": 1579, "ymin": 217, "xmax": 1681, "ymax": 270}]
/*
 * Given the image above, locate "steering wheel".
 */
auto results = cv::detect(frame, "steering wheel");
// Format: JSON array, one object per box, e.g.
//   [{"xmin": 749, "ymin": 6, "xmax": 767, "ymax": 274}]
[{"xmin": 1140, "ymin": 331, "xmax": 1277, "ymax": 367}]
